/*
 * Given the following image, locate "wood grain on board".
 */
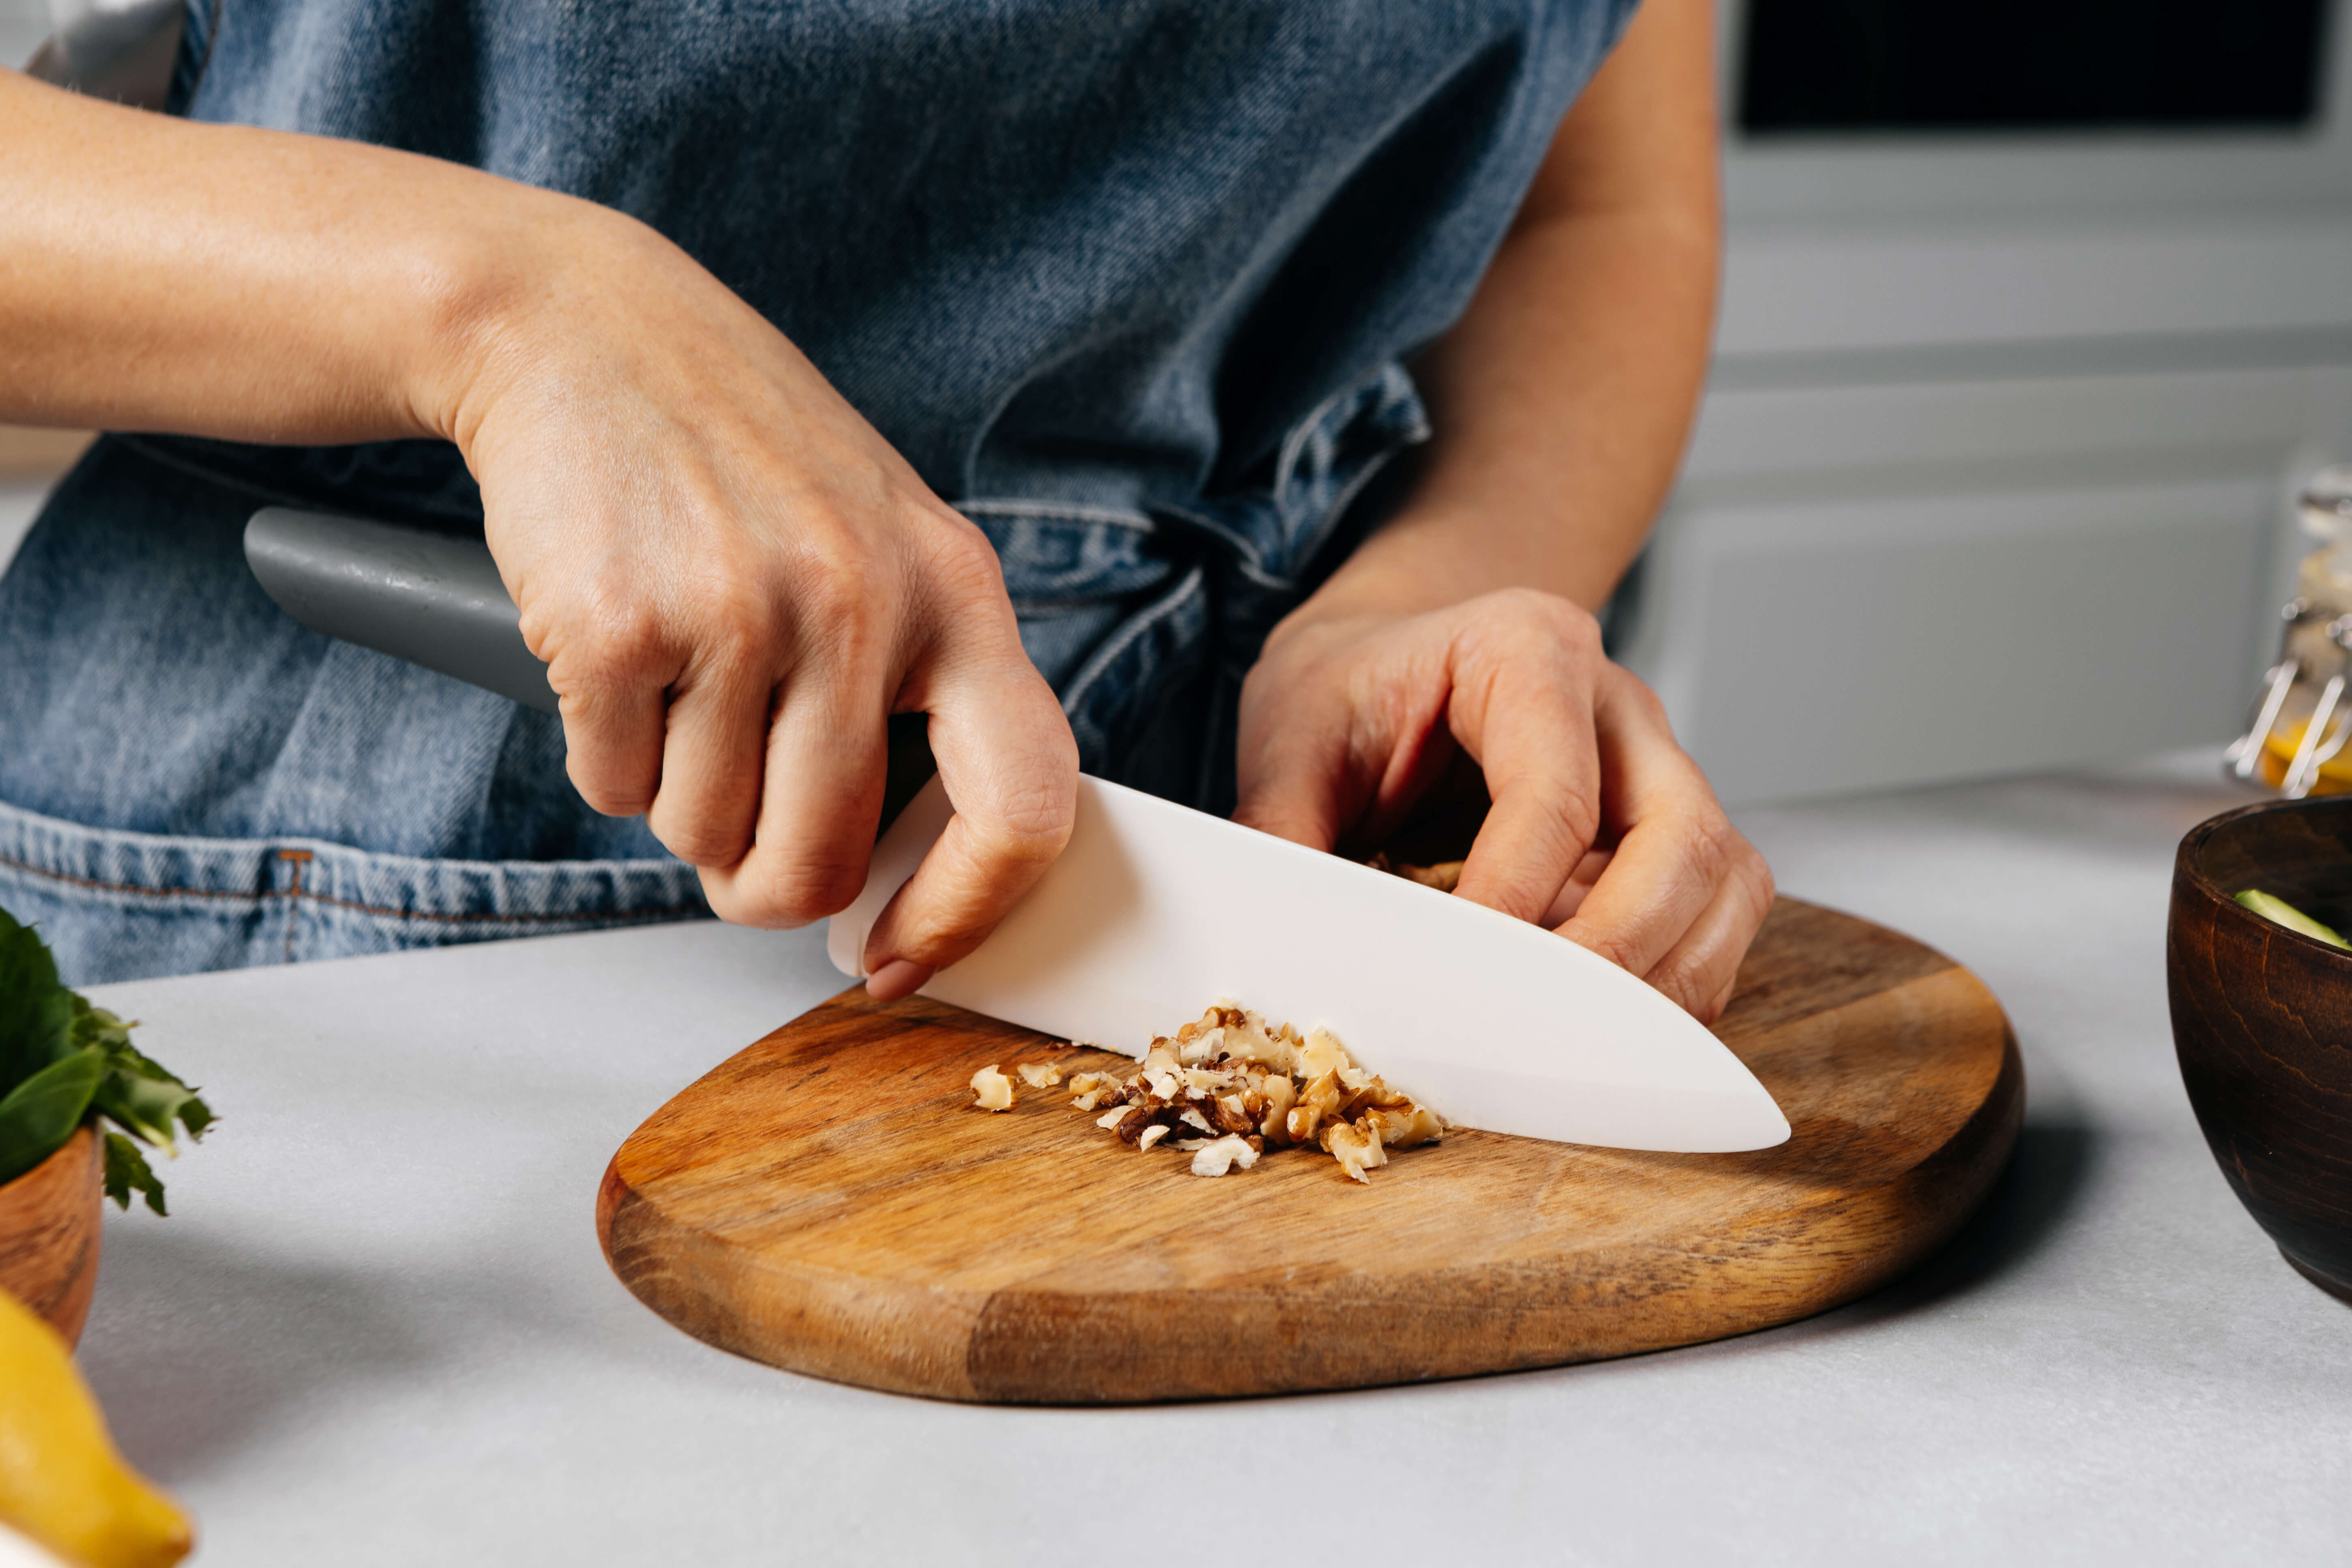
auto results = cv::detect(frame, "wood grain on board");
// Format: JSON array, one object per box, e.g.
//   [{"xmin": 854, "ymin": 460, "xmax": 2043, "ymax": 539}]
[{"xmin": 599, "ymin": 897, "xmax": 2021, "ymax": 1403}]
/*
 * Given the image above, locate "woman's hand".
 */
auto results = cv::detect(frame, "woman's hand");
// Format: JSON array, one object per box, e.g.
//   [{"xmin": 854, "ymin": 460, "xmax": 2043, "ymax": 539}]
[
  {"xmin": 1232, "ymin": 589, "xmax": 1771, "ymax": 1022},
  {"xmin": 449, "ymin": 210, "xmax": 1077, "ymax": 996},
  {"xmin": 1230, "ymin": 0, "xmax": 1748, "ymax": 1017},
  {"xmin": 0, "ymin": 73, "xmax": 1077, "ymax": 997}
]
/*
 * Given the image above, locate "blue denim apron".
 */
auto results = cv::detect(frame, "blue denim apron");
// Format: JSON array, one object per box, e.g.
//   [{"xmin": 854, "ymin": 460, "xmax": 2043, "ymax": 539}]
[{"xmin": 0, "ymin": 0, "xmax": 1636, "ymax": 983}]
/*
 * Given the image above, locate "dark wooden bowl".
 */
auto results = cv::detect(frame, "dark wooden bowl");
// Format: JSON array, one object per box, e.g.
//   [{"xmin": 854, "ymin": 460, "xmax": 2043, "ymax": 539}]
[{"xmin": 2169, "ymin": 798, "xmax": 2352, "ymax": 1302}]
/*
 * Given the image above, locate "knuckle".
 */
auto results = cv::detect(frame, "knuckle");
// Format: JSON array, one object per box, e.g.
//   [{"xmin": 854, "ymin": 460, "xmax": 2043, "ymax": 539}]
[
  {"xmin": 1597, "ymin": 657, "xmax": 1671, "ymax": 723},
  {"xmin": 789, "ymin": 556, "xmax": 869, "ymax": 644},
  {"xmin": 1494, "ymin": 587, "xmax": 1601, "ymax": 651},
  {"xmin": 693, "ymin": 577, "xmax": 780, "ymax": 666},
  {"xmin": 1652, "ymin": 956, "xmax": 1718, "ymax": 1017},
  {"xmin": 747, "ymin": 854, "xmax": 869, "ymax": 926},
  {"xmin": 1628, "ymin": 677, "xmax": 1674, "ymax": 730},
  {"xmin": 974, "ymin": 780, "xmax": 1077, "ymax": 865},
  {"xmin": 572, "ymin": 771, "xmax": 656, "ymax": 820},
  {"xmin": 1677, "ymin": 810, "xmax": 1736, "ymax": 887},
  {"xmin": 1574, "ymin": 925, "xmax": 1647, "ymax": 976},
  {"xmin": 651, "ymin": 817, "xmax": 753, "ymax": 870},
  {"xmin": 1552, "ymin": 790, "xmax": 1604, "ymax": 858},
  {"xmin": 559, "ymin": 588, "xmax": 670, "ymax": 690},
  {"xmin": 930, "ymin": 513, "xmax": 1005, "ymax": 587}
]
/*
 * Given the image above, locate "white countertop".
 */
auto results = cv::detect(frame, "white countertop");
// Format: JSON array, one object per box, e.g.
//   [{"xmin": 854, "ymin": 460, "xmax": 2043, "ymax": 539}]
[{"xmin": 72, "ymin": 750, "xmax": 2352, "ymax": 1564}]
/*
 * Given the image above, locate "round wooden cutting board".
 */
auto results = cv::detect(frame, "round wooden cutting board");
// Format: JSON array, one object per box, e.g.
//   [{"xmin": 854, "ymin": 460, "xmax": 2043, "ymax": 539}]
[{"xmin": 597, "ymin": 898, "xmax": 2021, "ymax": 1404}]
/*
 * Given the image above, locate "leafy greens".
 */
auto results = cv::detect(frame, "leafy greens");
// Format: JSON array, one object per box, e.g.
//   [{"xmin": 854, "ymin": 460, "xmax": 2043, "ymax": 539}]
[{"xmin": 0, "ymin": 908, "xmax": 211, "ymax": 1212}]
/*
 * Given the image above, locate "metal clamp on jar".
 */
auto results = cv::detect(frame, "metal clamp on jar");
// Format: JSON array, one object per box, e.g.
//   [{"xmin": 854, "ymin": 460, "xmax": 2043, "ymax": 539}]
[{"xmin": 2228, "ymin": 466, "xmax": 2352, "ymax": 797}]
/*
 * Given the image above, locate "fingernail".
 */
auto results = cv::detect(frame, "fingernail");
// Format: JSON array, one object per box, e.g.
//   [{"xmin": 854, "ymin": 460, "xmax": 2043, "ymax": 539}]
[{"xmin": 865, "ymin": 957, "xmax": 935, "ymax": 1003}]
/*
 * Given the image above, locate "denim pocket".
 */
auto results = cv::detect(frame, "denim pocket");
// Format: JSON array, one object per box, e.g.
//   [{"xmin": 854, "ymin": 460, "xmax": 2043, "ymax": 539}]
[{"xmin": 0, "ymin": 796, "xmax": 708, "ymax": 986}]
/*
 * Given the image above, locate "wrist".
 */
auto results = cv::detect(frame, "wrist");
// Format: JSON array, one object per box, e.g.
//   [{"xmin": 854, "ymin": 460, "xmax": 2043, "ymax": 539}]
[
  {"xmin": 400, "ymin": 185, "xmax": 629, "ymax": 451},
  {"xmin": 1266, "ymin": 508, "xmax": 1487, "ymax": 651}
]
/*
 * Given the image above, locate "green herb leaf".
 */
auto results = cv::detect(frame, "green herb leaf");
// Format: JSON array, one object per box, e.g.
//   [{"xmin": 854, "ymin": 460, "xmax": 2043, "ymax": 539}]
[
  {"xmin": 0, "ymin": 909, "xmax": 213, "ymax": 1212},
  {"xmin": 0, "ymin": 1048, "xmax": 107, "ymax": 1187},
  {"xmin": 102, "ymin": 1130, "xmax": 167, "ymax": 1215},
  {"xmin": 91, "ymin": 1059, "xmax": 211, "ymax": 1154},
  {"xmin": 73, "ymin": 999, "xmax": 212, "ymax": 1150},
  {"xmin": 0, "ymin": 909, "xmax": 73, "ymax": 1092},
  {"xmin": 67, "ymin": 993, "xmax": 134, "ymax": 1055}
]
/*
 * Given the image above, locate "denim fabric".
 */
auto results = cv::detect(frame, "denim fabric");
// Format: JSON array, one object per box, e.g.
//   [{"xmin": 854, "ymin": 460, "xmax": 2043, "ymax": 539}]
[
  {"xmin": 0, "ymin": 439, "xmax": 708, "ymax": 984},
  {"xmin": 0, "ymin": 796, "xmax": 706, "ymax": 986},
  {"xmin": 0, "ymin": 0, "xmax": 1637, "ymax": 981}
]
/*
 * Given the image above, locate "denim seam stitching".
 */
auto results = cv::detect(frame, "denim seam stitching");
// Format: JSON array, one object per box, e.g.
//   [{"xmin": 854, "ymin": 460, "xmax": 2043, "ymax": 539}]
[
  {"xmin": 1056, "ymin": 563, "xmax": 1206, "ymax": 722},
  {"xmin": 1273, "ymin": 371, "xmax": 1383, "ymax": 502},
  {"xmin": 0, "ymin": 851, "xmax": 704, "ymax": 926},
  {"xmin": 1148, "ymin": 503, "xmax": 1279, "ymax": 584},
  {"xmin": 1281, "ymin": 427, "xmax": 1422, "ymax": 588}
]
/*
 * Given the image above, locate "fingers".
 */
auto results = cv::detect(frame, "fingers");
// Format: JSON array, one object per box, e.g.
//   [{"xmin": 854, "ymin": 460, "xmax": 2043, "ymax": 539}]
[
  {"xmin": 533, "ymin": 585, "xmax": 677, "ymax": 821},
  {"xmin": 1234, "ymin": 623, "xmax": 1460, "ymax": 855},
  {"xmin": 859, "ymin": 535, "xmax": 1078, "ymax": 972},
  {"xmin": 864, "ymin": 956, "xmax": 934, "ymax": 1003},
  {"xmin": 1539, "ymin": 846, "xmax": 1613, "ymax": 927},
  {"xmin": 1232, "ymin": 687, "xmax": 1356, "ymax": 851},
  {"xmin": 1645, "ymin": 867, "xmax": 1773, "ymax": 1024},
  {"xmin": 1232, "ymin": 743, "xmax": 1350, "ymax": 851},
  {"xmin": 860, "ymin": 649, "xmax": 1078, "ymax": 975},
  {"xmin": 643, "ymin": 601, "xmax": 781, "ymax": 867},
  {"xmin": 695, "ymin": 670, "xmax": 891, "ymax": 927},
  {"xmin": 1449, "ymin": 595, "xmax": 1606, "ymax": 924},
  {"xmin": 1554, "ymin": 666, "xmax": 1773, "ymax": 1016}
]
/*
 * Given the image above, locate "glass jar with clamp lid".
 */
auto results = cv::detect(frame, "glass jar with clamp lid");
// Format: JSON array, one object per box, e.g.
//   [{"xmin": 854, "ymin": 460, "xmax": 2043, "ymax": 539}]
[{"xmin": 2228, "ymin": 465, "xmax": 2352, "ymax": 796}]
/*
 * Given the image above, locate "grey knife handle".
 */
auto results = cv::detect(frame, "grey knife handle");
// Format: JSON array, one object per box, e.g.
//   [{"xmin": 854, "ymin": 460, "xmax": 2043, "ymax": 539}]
[{"xmin": 244, "ymin": 507, "xmax": 558, "ymax": 714}]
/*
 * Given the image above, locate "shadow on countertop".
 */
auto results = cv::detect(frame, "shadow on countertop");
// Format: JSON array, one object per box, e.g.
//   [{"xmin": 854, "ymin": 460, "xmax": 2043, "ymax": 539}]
[
  {"xmin": 1845, "ymin": 1112, "xmax": 2098, "ymax": 1323},
  {"xmin": 73, "ymin": 1224, "xmax": 439, "ymax": 1485}
]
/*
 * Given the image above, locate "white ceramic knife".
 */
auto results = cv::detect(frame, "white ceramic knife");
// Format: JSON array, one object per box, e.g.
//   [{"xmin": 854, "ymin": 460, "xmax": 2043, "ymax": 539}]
[
  {"xmin": 829, "ymin": 775, "xmax": 1789, "ymax": 1153},
  {"xmin": 234, "ymin": 509, "xmax": 1786, "ymax": 1152}
]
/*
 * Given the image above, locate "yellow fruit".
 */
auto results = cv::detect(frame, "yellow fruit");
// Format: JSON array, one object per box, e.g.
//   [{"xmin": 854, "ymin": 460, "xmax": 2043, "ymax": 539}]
[{"xmin": 0, "ymin": 1289, "xmax": 191, "ymax": 1568}]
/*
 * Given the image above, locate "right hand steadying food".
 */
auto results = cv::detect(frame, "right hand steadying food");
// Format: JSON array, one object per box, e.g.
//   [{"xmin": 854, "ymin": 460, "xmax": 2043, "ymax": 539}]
[
  {"xmin": 452, "ymin": 212, "xmax": 1079, "ymax": 994},
  {"xmin": 0, "ymin": 70, "xmax": 1077, "ymax": 994}
]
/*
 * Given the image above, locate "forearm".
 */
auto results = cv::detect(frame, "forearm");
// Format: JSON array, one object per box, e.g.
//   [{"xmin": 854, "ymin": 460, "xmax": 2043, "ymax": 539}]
[
  {"xmin": 1284, "ymin": 0, "xmax": 1719, "ymax": 626},
  {"xmin": 0, "ymin": 68, "xmax": 588, "ymax": 445}
]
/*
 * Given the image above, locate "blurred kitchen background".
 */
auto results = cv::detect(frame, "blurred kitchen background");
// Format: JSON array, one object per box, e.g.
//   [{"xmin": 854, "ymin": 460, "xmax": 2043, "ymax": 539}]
[{"xmin": 4, "ymin": 0, "xmax": 2348, "ymax": 805}]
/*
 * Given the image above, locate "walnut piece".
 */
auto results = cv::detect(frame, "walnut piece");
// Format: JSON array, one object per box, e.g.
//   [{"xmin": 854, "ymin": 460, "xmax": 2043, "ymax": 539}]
[
  {"xmin": 969, "ymin": 1065, "xmax": 1014, "ymax": 1112},
  {"xmin": 1050, "ymin": 1003, "xmax": 1442, "ymax": 1182},
  {"xmin": 1189, "ymin": 1134, "xmax": 1260, "ymax": 1177},
  {"xmin": 1016, "ymin": 1061, "xmax": 1063, "ymax": 1088}
]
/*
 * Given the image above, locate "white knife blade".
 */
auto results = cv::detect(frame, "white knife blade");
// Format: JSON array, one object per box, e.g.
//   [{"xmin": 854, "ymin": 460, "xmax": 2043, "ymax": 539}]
[{"xmin": 828, "ymin": 775, "xmax": 1789, "ymax": 1152}]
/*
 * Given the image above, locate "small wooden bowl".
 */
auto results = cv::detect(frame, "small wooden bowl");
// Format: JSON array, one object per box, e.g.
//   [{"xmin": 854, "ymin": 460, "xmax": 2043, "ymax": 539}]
[
  {"xmin": 2169, "ymin": 798, "xmax": 2352, "ymax": 1302},
  {"xmin": 0, "ymin": 1126, "xmax": 104, "ymax": 1345}
]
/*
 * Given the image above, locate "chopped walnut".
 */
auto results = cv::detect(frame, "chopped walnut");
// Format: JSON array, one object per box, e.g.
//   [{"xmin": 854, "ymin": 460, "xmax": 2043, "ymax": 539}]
[
  {"xmin": 1258, "ymin": 1074, "xmax": 1296, "ymax": 1142},
  {"xmin": 1322, "ymin": 1119, "xmax": 1387, "ymax": 1184},
  {"xmin": 1016, "ymin": 1061, "xmax": 1063, "ymax": 1088},
  {"xmin": 1189, "ymin": 1134, "xmax": 1260, "ymax": 1177},
  {"xmin": 969, "ymin": 1065, "xmax": 1014, "ymax": 1112},
  {"xmin": 1053, "ymin": 1002, "xmax": 1442, "ymax": 1182}
]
